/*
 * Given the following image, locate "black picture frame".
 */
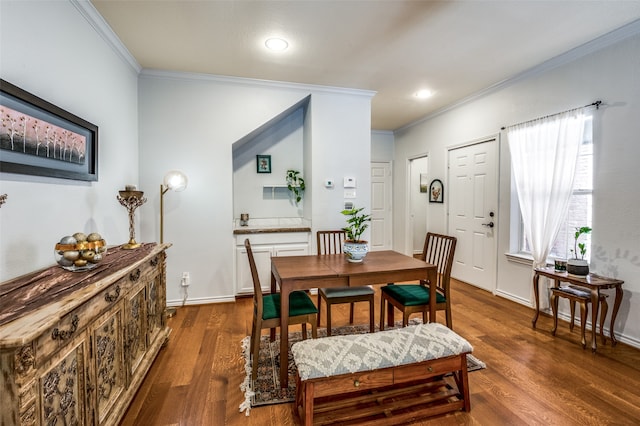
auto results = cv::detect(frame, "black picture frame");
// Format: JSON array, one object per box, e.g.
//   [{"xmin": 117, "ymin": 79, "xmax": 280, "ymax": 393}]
[
  {"xmin": 429, "ymin": 179, "xmax": 444, "ymax": 203},
  {"xmin": 256, "ymin": 154, "xmax": 271, "ymax": 173},
  {"xmin": 0, "ymin": 79, "xmax": 98, "ymax": 181}
]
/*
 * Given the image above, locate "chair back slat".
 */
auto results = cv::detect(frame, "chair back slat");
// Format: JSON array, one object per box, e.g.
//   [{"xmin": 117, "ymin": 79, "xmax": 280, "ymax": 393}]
[
  {"xmin": 421, "ymin": 232, "xmax": 457, "ymax": 293},
  {"xmin": 317, "ymin": 230, "xmax": 346, "ymax": 255},
  {"xmin": 244, "ymin": 239, "xmax": 263, "ymax": 314}
]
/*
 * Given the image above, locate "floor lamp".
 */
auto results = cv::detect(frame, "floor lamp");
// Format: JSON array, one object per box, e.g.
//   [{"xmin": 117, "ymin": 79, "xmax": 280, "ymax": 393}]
[
  {"xmin": 160, "ymin": 170, "xmax": 188, "ymax": 244},
  {"xmin": 160, "ymin": 170, "xmax": 188, "ymax": 317}
]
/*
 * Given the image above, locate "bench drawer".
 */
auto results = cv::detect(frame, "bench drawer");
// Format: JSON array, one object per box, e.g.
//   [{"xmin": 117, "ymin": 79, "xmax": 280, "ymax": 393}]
[
  {"xmin": 312, "ymin": 369, "xmax": 394, "ymax": 397},
  {"xmin": 394, "ymin": 355, "xmax": 464, "ymax": 382}
]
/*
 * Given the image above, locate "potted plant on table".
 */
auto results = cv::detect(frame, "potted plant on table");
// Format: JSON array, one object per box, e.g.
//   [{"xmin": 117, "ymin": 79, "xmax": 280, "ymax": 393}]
[
  {"xmin": 567, "ymin": 226, "xmax": 592, "ymax": 276},
  {"xmin": 341, "ymin": 206, "xmax": 371, "ymax": 263}
]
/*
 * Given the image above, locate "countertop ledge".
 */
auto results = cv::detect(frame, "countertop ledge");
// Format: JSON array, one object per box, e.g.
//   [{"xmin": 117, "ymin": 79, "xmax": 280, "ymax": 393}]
[{"xmin": 233, "ymin": 227, "xmax": 311, "ymax": 235}]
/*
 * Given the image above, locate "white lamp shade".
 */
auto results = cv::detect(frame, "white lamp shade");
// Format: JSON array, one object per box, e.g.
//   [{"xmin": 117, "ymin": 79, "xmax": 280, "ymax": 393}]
[{"xmin": 163, "ymin": 170, "xmax": 188, "ymax": 192}]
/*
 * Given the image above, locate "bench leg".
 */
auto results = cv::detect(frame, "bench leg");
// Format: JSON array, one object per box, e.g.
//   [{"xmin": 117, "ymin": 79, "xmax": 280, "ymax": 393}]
[
  {"xmin": 569, "ymin": 300, "xmax": 576, "ymax": 332},
  {"xmin": 304, "ymin": 382, "xmax": 314, "ymax": 426},
  {"xmin": 580, "ymin": 302, "xmax": 588, "ymax": 349},
  {"xmin": 461, "ymin": 353, "xmax": 471, "ymax": 412},
  {"xmin": 550, "ymin": 292, "xmax": 559, "ymax": 336}
]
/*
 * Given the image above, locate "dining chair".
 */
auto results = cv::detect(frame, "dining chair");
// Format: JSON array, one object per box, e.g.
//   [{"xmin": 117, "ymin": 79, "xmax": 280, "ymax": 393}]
[
  {"xmin": 380, "ymin": 232, "xmax": 457, "ymax": 330},
  {"xmin": 245, "ymin": 239, "xmax": 318, "ymax": 381},
  {"xmin": 316, "ymin": 230, "xmax": 375, "ymax": 336}
]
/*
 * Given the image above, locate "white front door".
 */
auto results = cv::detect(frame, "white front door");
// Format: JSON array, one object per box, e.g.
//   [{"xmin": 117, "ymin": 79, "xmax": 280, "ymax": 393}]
[
  {"xmin": 448, "ymin": 138, "xmax": 498, "ymax": 292},
  {"xmin": 370, "ymin": 162, "xmax": 392, "ymax": 251}
]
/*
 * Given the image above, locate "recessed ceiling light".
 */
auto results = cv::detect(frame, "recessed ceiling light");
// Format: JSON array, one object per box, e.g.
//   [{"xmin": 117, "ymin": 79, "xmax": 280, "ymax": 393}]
[
  {"xmin": 265, "ymin": 37, "xmax": 289, "ymax": 51},
  {"xmin": 414, "ymin": 89, "xmax": 433, "ymax": 99}
]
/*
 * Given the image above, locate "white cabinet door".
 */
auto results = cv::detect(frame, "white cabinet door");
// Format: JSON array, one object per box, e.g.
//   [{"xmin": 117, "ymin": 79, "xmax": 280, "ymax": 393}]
[
  {"xmin": 236, "ymin": 245, "xmax": 273, "ymax": 294},
  {"xmin": 273, "ymin": 244, "xmax": 309, "ymax": 257},
  {"xmin": 236, "ymin": 244, "xmax": 309, "ymax": 295}
]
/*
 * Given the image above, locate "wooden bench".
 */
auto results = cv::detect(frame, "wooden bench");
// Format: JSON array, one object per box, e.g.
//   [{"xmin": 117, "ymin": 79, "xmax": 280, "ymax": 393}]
[
  {"xmin": 550, "ymin": 285, "xmax": 608, "ymax": 348},
  {"xmin": 291, "ymin": 323, "xmax": 473, "ymax": 425}
]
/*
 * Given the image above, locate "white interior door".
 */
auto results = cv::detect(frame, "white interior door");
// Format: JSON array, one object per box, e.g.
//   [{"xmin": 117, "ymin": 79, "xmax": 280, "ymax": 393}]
[
  {"xmin": 370, "ymin": 162, "xmax": 392, "ymax": 251},
  {"xmin": 448, "ymin": 139, "xmax": 498, "ymax": 292}
]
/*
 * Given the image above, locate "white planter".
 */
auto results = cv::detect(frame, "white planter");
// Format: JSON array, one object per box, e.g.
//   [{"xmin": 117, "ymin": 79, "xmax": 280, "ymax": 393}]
[
  {"xmin": 343, "ymin": 241, "xmax": 369, "ymax": 263},
  {"xmin": 567, "ymin": 259, "xmax": 589, "ymax": 276}
]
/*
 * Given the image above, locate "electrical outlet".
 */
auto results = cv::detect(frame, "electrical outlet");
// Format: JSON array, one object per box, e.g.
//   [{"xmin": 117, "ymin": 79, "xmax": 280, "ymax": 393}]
[{"xmin": 181, "ymin": 272, "xmax": 190, "ymax": 286}]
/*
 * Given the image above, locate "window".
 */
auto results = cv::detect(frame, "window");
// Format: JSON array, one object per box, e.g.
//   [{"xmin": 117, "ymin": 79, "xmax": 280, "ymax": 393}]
[{"xmin": 518, "ymin": 116, "xmax": 593, "ymax": 260}]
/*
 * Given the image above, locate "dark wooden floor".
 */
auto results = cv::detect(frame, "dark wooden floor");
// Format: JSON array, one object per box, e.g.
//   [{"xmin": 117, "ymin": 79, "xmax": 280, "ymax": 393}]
[{"xmin": 120, "ymin": 279, "xmax": 640, "ymax": 425}]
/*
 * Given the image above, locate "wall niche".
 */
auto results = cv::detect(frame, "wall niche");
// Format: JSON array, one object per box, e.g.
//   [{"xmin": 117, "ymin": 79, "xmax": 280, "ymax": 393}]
[{"xmin": 232, "ymin": 96, "xmax": 310, "ymax": 222}]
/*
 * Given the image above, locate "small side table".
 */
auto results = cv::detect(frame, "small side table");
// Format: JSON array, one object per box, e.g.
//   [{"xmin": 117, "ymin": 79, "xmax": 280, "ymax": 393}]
[{"xmin": 532, "ymin": 267, "xmax": 624, "ymax": 352}]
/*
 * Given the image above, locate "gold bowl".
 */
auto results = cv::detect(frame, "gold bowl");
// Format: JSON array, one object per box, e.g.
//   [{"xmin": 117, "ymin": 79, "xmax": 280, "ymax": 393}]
[{"xmin": 55, "ymin": 237, "xmax": 107, "ymax": 272}]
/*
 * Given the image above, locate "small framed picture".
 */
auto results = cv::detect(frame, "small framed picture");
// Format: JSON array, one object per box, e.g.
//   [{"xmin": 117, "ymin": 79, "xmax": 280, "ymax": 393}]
[
  {"xmin": 419, "ymin": 173, "xmax": 428, "ymax": 193},
  {"xmin": 256, "ymin": 154, "xmax": 271, "ymax": 173},
  {"xmin": 429, "ymin": 179, "xmax": 443, "ymax": 203}
]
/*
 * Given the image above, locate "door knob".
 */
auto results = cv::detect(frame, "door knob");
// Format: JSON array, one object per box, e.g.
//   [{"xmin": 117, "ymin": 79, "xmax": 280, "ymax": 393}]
[{"xmin": 482, "ymin": 221, "xmax": 494, "ymax": 228}]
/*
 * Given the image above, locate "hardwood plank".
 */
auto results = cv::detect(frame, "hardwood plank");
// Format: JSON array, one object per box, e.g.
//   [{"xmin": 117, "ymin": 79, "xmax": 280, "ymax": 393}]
[{"xmin": 120, "ymin": 279, "xmax": 640, "ymax": 425}]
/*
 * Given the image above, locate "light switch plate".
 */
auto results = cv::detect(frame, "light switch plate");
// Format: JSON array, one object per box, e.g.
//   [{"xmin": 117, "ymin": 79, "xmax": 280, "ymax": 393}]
[{"xmin": 344, "ymin": 189, "xmax": 356, "ymax": 198}]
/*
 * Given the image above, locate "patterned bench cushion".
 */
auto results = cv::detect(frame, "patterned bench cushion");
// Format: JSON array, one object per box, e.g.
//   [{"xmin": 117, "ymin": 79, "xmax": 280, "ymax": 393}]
[{"xmin": 292, "ymin": 323, "xmax": 473, "ymax": 381}]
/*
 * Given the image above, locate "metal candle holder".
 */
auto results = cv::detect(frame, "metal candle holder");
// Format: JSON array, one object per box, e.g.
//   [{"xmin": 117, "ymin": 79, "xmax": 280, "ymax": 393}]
[{"xmin": 117, "ymin": 190, "xmax": 147, "ymax": 249}]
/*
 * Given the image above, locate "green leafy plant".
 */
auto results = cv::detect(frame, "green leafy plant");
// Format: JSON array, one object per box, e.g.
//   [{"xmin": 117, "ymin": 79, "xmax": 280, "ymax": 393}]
[
  {"xmin": 571, "ymin": 226, "xmax": 592, "ymax": 260},
  {"xmin": 285, "ymin": 169, "xmax": 305, "ymax": 203},
  {"xmin": 341, "ymin": 206, "xmax": 371, "ymax": 243}
]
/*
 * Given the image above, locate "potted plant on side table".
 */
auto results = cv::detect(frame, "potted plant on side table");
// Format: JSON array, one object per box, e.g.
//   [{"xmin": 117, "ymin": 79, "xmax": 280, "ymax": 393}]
[
  {"xmin": 341, "ymin": 206, "xmax": 371, "ymax": 263},
  {"xmin": 567, "ymin": 226, "xmax": 592, "ymax": 276}
]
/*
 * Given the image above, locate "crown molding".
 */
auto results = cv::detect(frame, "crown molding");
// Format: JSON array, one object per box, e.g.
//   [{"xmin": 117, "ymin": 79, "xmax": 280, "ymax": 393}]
[
  {"xmin": 71, "ymin": 0, "xmax": 141, "ymax": 74},
  {"xmin": 139, "ymin": 68, "xmax": 376, "ymax": 98}
]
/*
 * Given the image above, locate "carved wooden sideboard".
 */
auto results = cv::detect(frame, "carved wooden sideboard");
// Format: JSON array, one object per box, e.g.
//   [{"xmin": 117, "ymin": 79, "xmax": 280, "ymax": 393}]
[{"xmin": 0, "ymin": 243, "xmax": 171, "ymax": 426}]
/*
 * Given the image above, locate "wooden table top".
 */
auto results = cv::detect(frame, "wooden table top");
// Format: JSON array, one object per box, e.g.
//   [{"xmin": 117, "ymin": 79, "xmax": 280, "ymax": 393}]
[
  {"xmin": 271, "ymin": 250, "xmax": 433, "ymax": 284},
  {"xmin": 534, "ymin": 266, "xmax": 624, "ymax": 288}
]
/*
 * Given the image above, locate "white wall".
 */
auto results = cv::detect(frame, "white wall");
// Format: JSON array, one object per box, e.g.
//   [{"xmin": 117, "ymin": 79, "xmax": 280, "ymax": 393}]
[
  {"xmin": 0, "ymin": 1, "xmax": 139, "ymax": 281},
  {"xmin": 371, "ymin": 130, "xmax": 394, "ymax": 162},
  {"xmin": 137, "ymin": 72, "xmax": 373, "ymax": 304},
  {"xmin": 393, "ymin": 25, "xmax": 640, "ymax": 347}
]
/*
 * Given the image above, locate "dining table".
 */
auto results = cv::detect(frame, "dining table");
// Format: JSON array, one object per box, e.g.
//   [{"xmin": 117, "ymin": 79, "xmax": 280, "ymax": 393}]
[{"xmin": 270, "ymin": 250, "xmax": 437, "ymax": 387}]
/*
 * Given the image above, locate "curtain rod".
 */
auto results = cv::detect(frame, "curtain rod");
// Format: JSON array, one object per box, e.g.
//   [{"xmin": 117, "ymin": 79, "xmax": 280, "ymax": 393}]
[{"xmin": 501, "ymin": 101, "xmax": 602, "ymax": 130}]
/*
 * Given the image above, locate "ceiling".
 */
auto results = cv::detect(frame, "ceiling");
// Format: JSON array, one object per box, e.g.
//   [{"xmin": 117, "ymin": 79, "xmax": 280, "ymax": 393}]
[{"xmin": 91, "ymin": 1, "xmax": 640, "ymax": 131}]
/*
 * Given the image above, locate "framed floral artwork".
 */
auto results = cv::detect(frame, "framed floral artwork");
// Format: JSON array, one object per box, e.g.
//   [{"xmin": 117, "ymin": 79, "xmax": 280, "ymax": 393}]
[
  {"xmin": 0, "ymin": 79, "xmax": 98, "ymax": 181},
  {"xmin": 429, "ymin": 179, "xmax": 443, "ymax": 203},
  {"xmin": 256, "ymin": 154, "xmax": 271, "ymax": 173}
]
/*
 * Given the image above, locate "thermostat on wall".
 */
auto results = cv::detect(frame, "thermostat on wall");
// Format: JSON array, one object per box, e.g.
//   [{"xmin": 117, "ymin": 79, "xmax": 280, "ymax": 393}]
[{"xmin": 343, "ymin": 176, "xmax": 356, "ymax": 188}]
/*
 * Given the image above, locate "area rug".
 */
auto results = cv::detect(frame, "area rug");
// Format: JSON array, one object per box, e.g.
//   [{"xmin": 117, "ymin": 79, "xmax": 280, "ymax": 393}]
[{"xmin": 239, "ymin": 320, "xmax": 486, "ymax": 415}]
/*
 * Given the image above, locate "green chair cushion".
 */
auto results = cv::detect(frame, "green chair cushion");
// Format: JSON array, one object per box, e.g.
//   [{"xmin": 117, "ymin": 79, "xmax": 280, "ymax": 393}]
[
  {"xmin": 320, "ymin": 286, "xmax": 374, "ymax": 298},
  {"xmin": 263, "ymin": 291, "xmax": 318, "ymax": 320},
  {"xmin": 381, "ymin": 284, "xmax": 446, "ymax": 306}
]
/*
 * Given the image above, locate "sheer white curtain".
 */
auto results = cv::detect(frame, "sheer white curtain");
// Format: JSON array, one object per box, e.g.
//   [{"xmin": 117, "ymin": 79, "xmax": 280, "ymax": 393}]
[{"xmin": 507, "ymin": 109, "xmax": 586, "ymax": 269}]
